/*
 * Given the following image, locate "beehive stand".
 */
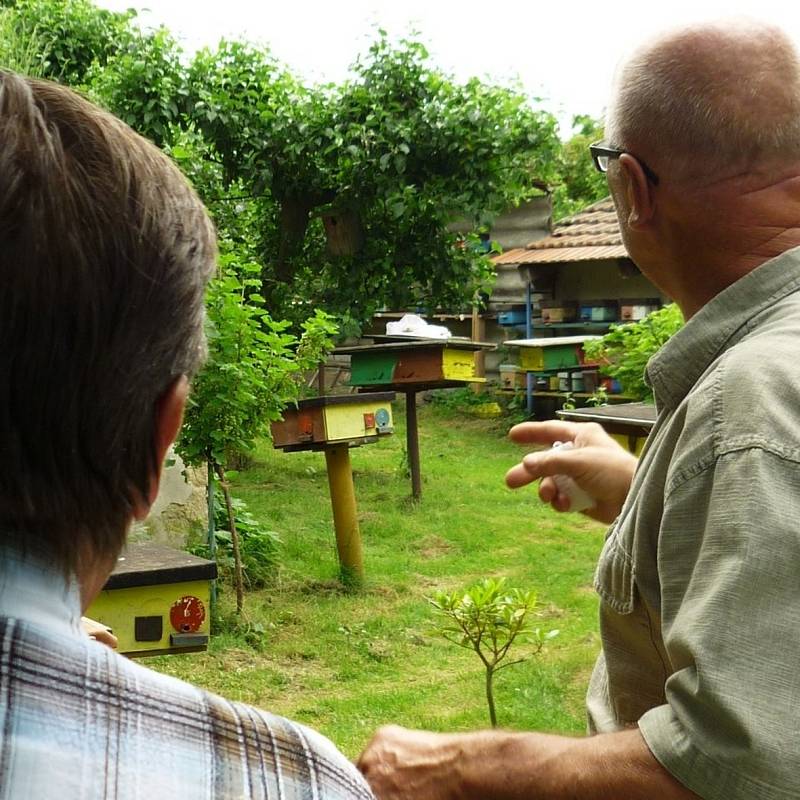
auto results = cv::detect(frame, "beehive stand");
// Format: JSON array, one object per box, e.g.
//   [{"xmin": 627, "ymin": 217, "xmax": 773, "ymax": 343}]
[
  {"xmin": 335, "ymin": 338, "xmax": 495, "ymax": 500},
  {"xmin": 271, "ymin": 392, "xmax": 396, "ymax": 585}
]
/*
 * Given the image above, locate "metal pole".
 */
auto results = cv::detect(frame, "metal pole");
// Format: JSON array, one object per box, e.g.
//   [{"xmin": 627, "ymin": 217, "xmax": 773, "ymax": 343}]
[
  {"xmin": 324, "ymin": 444, "xmax": 364, "ymax": 588},
  {"xmin": 525, "ymin": 280, "xmax": 534, "ymax": 417},
  {"xmin": 405, "ymin": 391, "xmax": 422, "ymax": 501}
]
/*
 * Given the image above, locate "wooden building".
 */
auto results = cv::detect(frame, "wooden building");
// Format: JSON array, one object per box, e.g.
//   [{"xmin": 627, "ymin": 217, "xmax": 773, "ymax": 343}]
[
  {"xmin": 492, "ymin": 197, "xmax": 665, "ymax": 311},
  {"xmin": 492, "ymin": 197, "xmax": 668, "ymax": 414}
]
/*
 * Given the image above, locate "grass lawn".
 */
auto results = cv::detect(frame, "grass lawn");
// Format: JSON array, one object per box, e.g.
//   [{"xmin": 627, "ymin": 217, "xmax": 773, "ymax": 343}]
[{"xmin": 148, "ymin": 396, "xmax": 606, "ymax": 759}]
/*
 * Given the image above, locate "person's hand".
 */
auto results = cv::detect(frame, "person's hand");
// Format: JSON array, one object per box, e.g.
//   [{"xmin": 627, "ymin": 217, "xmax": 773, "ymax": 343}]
[
  {"xmin": 505, "ymin": 421, "xmax": 638, "ymax": 524},
  {"xmin": 81, "ymin": 616, "xmax": 118, "ymax": 649},
  {"xmin": 357, "ymin": 725, "xmax": 465, "ymax": 800}
]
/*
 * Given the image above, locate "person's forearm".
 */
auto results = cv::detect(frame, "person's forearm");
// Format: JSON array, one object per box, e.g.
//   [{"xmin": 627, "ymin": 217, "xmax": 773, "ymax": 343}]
[
  {"xmin": 359, "ymin": 724, "xmax": 699, "ymax": 799},
  {"xmin": 456, "ymin": 728, "xmax": 697, "ymax": 800}
]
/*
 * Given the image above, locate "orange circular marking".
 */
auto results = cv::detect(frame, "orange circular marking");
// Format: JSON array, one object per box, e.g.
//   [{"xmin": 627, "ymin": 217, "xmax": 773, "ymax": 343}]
[{"xmin": 169, "ymin": 595, "xmax": 206, "ymax": 633}]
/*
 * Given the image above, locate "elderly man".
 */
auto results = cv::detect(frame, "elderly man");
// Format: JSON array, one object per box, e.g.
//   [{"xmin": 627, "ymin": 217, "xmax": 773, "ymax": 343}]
[
  {"xmin": 0, "ymin": 72, "xmax": 373, "ymax": 799},
  {"xmin": 358, "ymin": 20, "xmax": 800, "ymax": 800}
]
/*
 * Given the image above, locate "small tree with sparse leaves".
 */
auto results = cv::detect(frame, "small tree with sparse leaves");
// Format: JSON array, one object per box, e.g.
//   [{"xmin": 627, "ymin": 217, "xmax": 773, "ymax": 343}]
[
  {"xmin": 430, "ymin": 577, "xmax": 558, "ymax": 727},
  {"xmin": 176, "ymin": 243, "xmax": 337, "ymax": 613}
]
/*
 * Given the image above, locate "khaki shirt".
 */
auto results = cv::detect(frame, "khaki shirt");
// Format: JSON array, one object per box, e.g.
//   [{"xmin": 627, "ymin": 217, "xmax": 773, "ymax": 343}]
[{"xmin": 587, "ymin": 247, "xmax": 800, "ymax": 800}]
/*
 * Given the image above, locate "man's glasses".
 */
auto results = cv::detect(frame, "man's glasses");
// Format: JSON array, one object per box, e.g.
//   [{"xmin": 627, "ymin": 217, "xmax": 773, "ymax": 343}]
[{"xmin": 589, "ymin": 141, "xmax": 660, "ymax": 185}]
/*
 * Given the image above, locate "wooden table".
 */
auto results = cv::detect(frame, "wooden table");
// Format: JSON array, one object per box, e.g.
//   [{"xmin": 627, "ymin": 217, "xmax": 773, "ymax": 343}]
[
  {"xmin": 557, "ymin": 402, "xmax": 657, "ymax": 455},
  {"xmin": 335, "ymin": 338, "xmax": 495, "ymax": 500}
]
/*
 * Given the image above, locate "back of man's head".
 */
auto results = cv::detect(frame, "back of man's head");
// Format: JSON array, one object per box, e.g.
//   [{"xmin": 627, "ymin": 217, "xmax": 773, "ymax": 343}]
[
  {"xmin": 0, "ymin": 72, "xmax": 216, "ymax": 574},
  {"xmin": 606, "ymin": 20, "xmax": 800, "ymax": 184}
]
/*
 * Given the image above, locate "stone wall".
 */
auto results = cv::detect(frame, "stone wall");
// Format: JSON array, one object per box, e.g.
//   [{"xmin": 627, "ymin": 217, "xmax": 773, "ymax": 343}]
[{"xmin": 130, "ymin": 449, "xmax": 207, "ymax": 549}]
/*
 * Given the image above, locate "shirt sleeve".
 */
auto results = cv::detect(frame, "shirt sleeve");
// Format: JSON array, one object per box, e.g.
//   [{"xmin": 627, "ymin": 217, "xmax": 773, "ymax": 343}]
[{"xmin": 638, "ymin": 446, "xmax": 800, "ymax": 800}]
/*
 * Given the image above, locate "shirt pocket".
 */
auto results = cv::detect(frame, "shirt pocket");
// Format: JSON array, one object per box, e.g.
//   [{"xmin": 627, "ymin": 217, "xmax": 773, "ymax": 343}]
[{"xmin": 594, "ymin": 525, "xmax": 635, "ymax": 615}]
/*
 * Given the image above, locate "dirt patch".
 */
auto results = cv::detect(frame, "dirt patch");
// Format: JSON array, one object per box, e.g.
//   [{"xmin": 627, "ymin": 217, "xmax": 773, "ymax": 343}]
[{"xmin": 415, "ymin": 534, "xmax": 455, "ymax": 559}]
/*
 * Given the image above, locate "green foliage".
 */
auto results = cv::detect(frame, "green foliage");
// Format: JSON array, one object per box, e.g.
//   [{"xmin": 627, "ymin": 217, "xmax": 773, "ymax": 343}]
[
  {"xmin": 1, "ymin": 0, "xmax": 134, "ymax": 84},
  {"xmin": 186, "ymin": 33, "xmax": 562, "ymax": 323},
  {"xmin": 0, "ymin": 4, "xmax": 45, "ymax": 75},
  {"xmin": 174, "ymin": 245, "xmax": 335, "ymax": 614},
  {"xmin": 430, "ymin": 577, "xmax": 557, "ymax": 726},
  {"xmin": 165, "ymin": 126, "xmax": 268, "ymax": 258},
  {"xmin": 552, "ymin": 115, "xmax": 608, "ymax": 220},
  {"xmin": 583, "ymin": 304, "xmax": 684, "ymax": 401},
  {"xmin": 88, "ymin": 26, "xmax": 187, "ymax": 146},
  {"xmin": 4, "ymin": 1, "xmax": 604, "ymax": 329},
  {"xmin": 428, "ymin": 386, "xmax": 526, "ymax": 426},
  {"xmin": 213, "ymin": 490, "xmax": 280, "ymax": 590},
  {"xmin": 585, "ymin": 386, "xmax": 609, "ymax": 408},
  {"xmin": 187, "ymin": 489, "xmax": 281, "ymax": 590},
  {"xmin": 176, "ymin": 247, "xmax": 338, "ymax": 470},
  {"xmin": 427, "ymin": 387, "xmax": 493, "ymax": 412}
]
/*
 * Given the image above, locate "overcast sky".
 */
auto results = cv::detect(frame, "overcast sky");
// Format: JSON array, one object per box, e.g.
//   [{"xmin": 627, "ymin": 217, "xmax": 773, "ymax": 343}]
[{"xmin": 95, "ymin": 0, "xmax": 800, "ymax": 135}]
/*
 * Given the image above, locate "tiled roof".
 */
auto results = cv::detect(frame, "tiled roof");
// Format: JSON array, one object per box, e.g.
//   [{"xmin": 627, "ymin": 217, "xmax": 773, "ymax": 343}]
[
  {"xmin": 493, "ymin": 244, "xmax": 628, "ymax": 264},
  {"xmin": 491, "ymin": 198, "xmax": 628, "ymax": 265}
]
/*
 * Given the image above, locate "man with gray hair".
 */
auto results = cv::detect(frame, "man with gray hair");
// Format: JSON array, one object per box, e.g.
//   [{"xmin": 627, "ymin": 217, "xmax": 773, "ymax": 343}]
[{"xmin": 358, "ymin": 20, "xmax": 800, "ymax": 800}]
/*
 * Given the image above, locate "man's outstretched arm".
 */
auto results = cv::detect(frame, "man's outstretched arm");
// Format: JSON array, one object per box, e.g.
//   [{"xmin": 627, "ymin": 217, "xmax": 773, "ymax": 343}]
[{"xmin": 358, "ymin": 725, "xmax": 698, "ymax": 800}]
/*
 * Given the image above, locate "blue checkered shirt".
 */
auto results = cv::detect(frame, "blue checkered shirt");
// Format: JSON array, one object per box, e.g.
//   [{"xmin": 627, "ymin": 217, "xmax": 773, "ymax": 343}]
[{"xmin": 0, "ymin": 547, "xmax": 374, "ymax": 799}]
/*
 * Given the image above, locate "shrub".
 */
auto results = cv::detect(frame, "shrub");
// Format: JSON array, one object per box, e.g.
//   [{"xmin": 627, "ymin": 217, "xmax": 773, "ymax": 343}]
[{"xmin": 583, "ymin": 304, "xmax": 684, "ymax": 401}]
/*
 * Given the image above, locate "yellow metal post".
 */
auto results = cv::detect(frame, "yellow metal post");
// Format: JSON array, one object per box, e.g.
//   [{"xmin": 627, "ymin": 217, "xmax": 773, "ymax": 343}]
[{"xmin": 324, "ymin": 443, "xmax": 364, "ymax": 587}]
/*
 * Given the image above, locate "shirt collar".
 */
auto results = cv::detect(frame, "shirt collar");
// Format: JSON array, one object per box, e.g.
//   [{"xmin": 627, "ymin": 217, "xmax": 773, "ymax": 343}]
[
  {"xmin": 646, "ymin": 247, "xmax": 800, "ymax": 409},
  {"xmin": 0, "ymin": 543, "xmax": 83, "ymax": 637}
]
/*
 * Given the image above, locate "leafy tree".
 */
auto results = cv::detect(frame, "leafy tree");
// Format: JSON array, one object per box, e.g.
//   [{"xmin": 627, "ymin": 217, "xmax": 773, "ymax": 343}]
[
  {"xmin": 3, "ymin": 3, "xmax": 587, "ymax": 329},
  {"xmin": 176, "ymin": 246, "xmax": 337, "ymax": 612},
  {"xmin": 583, "ymin": 303, "xmax": 684, "ymax": 401},
  {"xmin": 1, "ymin": 0, "xmax": 134, "ymax": 84},
  {"xmin": 187, "ymin": 34, "xmax": 562, "ymax": 325},
  {"xmin": 430, "ymin": 578, "xmax": 557, "ymax": 727},
  {"xmin": 552, "ymin": 114, "xmax": 609, "ymax": 220},
  {"xmin": 88, "ymin": 26, "xmax": 188, "ymax": 147}
]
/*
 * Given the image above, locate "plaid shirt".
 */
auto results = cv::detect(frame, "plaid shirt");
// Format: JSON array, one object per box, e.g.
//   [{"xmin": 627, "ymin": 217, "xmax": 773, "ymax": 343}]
[{"xmin": 0, "ymin": 547, "xmax": 374, "ymax": 799}]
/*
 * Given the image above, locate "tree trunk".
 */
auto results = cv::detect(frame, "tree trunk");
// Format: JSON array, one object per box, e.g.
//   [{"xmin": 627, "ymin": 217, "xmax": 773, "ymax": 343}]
[
  {"xmin": 322, "ymin": 209, "xmax": 364, "ymax": 256},
  {"xmin": 485, "ymin": 666, "xmax": 498, "ymax": 727},
  {"xmin": 215, "ymin": 463, "xmax": 244, "ymax": 614},
  {"xmin": 276, "ymin": 197, "xmax": 312, "ymax": 284},
  {"xmin": 207, "ymin": 461, "xmax": 217, "ymax": 618}
]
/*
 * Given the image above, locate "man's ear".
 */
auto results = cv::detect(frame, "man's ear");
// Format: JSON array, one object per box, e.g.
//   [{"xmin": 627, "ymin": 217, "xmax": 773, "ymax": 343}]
[
  {"xmin": 133, "ymin": 375, "xmax": 190, "ymax": 519},
  {"xmin": 618, "ymin": 153, "xmax": 657, "ymax": 230}
]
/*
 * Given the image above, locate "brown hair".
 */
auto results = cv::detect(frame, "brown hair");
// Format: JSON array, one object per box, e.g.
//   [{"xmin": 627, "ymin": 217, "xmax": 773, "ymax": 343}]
[{"xmin": 0, "ymin": 72, "xmax": 216, "ymax": 573}]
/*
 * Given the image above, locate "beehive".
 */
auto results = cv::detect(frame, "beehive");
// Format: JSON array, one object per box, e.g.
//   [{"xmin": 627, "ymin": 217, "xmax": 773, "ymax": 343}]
[
  {"xmin": 271, "ymin": 392, "xmax": 395, "ymax": 452},
  {"xmin": 506, "ymin": 335, "xmax": 602, "ymax": 372},
  {"xmin": 86, "ymin": 543, "xmax": 216, "ymax": 657},
  {"xmin": 557, "ymin": 402, "xmax": 656, "ymax": 456},
  {"xmin": 347, "ymin": 343, "xmax": 484, "ymax": 387}
]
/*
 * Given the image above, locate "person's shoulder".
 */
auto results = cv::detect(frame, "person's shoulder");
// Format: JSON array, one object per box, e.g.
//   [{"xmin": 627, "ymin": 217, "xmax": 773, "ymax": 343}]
[
  {"xmin": 708, "ymin": 298, "xmax": 800, "ymax": 457},
  {"xmin": 718, "ymin": 298, "xmax": 800, "ymax": 393},
  {"xmin": 228, "ymin": 704, "xmax": 375, "ymax": 799},
  {"xmin": 119, "ymin": 654, "xmax": 374, "ymax": 798},
  {"xmin": 3, "ymin": 621, "xmax": 373, "ymax": 799}
]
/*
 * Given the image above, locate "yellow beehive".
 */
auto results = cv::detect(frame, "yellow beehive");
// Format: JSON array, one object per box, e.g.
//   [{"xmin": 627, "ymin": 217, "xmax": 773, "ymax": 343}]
[
  {"xmin": 86, "ymin": 543, "xmax": 216, "ymax": 657},
  {"xmin": 272, "ymin": 393, "xmax": 395, "ymax": 451}
]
